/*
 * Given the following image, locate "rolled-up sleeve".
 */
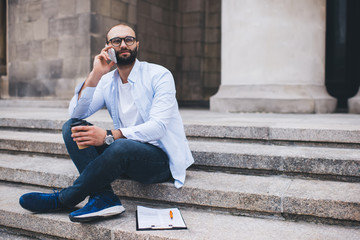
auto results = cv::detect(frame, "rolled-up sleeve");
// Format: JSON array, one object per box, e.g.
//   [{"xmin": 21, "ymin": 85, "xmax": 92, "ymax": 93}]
[{"xmin": 68, "ymin": 81, "xmax": 105, "ymax": 119}]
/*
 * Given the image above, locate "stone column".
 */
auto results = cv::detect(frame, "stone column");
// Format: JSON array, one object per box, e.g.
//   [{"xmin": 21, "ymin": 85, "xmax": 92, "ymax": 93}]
[
  {"xmin": 210, "ymin": 0, "xmax": 336, "ymax": 113},
  {"xmin": 0, "ymin": 0, "xmax": 8, "ymax": 99},
  {"xmin": 0, "ymin": 0, "xmax": 6, "ymax": 75}
]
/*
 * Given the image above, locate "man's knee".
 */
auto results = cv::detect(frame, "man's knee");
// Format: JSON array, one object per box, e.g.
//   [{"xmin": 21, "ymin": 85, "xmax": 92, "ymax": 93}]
[{"xmin": 109, "ymin": 139, "xmax": 140, "ymax": 153}]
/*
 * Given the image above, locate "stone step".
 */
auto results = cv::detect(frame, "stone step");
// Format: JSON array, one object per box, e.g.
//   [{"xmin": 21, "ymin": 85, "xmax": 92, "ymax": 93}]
[
  {"xmin": 0, "ymin": 130, "xmax": 66, "ymax": 156},
  {"xmin": 0, "ymin": 99, "xmax": 70, "ymax": 108},
  {"xmin": 1, "ymin": 107, "xmax": 360, "ymax": 146},
  {"xmin": 190, "ymin": 140, "xmax": 360, "ymax": 180},
  {"xmin": 2, "ymin": 183, "xmax": 360, "ymax": 240},
  {"xmin": 0, "ymin": 153, "xmax": 359, "ymax": 223},
  {"xmin": 0, "ymin": 228, "xmax": 42, "ymax": 240},
  {"xmin": 0, "ymin": 130, "xmax": 359, "ymax": 180}
]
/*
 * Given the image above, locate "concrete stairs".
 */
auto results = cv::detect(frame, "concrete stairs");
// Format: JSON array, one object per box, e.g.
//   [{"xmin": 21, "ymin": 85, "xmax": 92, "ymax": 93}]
[{"xmin": 0, "ymin": 105, "xmax": 360, "ymax": 239}]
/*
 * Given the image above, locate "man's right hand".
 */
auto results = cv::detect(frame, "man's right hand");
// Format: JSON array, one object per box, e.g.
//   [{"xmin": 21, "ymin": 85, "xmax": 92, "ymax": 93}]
[
  {"xmin": 92, "ymin": 45, "xmax": 116, "ymax": 78},
  {"xmin": 78, "ymin": 46, "xmax": 116, "ymax": 98},
  {"xmin": 71, "ymin": 125, "xmax": 107, "ymax": 147}
]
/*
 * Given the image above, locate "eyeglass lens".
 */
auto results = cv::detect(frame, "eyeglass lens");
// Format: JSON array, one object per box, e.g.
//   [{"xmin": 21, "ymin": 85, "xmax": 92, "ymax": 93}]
[{"xmin": 110, "ymin": 37, "xmax": 135, "ymax": 47}]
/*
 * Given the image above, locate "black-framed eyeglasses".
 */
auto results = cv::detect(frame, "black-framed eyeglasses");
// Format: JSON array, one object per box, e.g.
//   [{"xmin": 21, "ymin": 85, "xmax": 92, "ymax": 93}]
[{"xmin": 107, "ymin": 36, "xmax": 136, "ymax": 47}]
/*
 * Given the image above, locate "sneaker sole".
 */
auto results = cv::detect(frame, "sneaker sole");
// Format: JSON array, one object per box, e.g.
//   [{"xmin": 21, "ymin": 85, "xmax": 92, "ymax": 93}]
[{"xmin": 69, "ymin": 205, "xmax": 125, "ymax": 223}]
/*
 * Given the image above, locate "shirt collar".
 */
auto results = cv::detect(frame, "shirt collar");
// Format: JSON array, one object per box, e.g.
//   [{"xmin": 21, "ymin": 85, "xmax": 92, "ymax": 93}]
[
  {"xmin": 111, "ymin": 59, "xmax": 140, "ymax": 84},
  {"xmin": 127, "ymin": 59, "xmax": 140, "ymax": 84}
]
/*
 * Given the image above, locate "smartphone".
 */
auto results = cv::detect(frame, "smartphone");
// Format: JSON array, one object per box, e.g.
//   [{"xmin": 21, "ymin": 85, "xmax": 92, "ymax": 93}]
[{"xmin": 106, "ymin": 45, "xmax": 117, "ymax": 63}]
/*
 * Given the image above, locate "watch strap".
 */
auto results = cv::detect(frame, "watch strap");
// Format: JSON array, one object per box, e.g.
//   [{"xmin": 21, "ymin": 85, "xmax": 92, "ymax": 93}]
[
  {"xmin": 104, "ymin": 130, "xmax": 115, "ymax": 145},
  {"xmin": 106, "ymin": 130, "xmax": 112, "ymax": 136}
]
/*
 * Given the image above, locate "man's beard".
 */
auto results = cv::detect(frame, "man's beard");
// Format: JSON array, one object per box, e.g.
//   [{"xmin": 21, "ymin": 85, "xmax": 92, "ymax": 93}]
[{"xmin": 115, "ymin": 47, "xmax": 137, "ymax": 66}]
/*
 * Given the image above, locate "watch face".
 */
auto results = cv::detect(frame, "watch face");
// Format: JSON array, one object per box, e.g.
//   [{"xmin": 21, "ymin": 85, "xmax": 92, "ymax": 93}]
[{"xmin": 105, "ymin": 136, "xmax": 114, "ymax": 145}]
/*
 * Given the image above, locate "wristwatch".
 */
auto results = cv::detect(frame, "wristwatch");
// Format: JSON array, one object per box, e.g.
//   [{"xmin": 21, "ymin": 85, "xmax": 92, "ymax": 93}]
[{"xmin": 104, "ymin": 130, "xmax": 115, "ymax": 145}]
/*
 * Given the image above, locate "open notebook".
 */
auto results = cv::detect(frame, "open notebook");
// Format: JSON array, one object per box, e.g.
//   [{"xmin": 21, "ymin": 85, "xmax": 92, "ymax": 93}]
[{"xmin": 136, "ymin": 206, "xmax": 187, "ymax": 230}]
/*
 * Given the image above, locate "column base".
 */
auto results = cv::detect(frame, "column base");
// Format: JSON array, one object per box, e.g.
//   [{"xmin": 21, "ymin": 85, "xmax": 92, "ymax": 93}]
[
  {"xmin": 348, "ymin": 89, "xmax": 360, "ymax": 113},
  {"xmin": 210, "ymin": 85, "xmax": 337, "ymax": 113},
  {"xmin": 0, "ymin": 75, "xmax": 9, "ymax": 99}
]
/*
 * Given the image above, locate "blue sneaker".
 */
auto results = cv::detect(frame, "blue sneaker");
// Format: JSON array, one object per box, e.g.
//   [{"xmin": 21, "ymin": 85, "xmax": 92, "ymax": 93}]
[
  {"xmin": 19, "ymin": 190, "xmax": 65, "ymax": 213},
  {"xmin": 69, "ymin": 192, "xmax": 125, "ymax": 222}
]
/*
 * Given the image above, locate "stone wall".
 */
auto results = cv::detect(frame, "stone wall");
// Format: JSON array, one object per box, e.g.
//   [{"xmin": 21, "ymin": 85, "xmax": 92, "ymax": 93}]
[
  {"xmin": 6, "ymin": 0, "xmax": 221, "ymax": 104},
  {"xmin": 136, "ymin": 0, "xmax": 178, "ymax": 94},
  {"xmin": 90, "ymin": 0, "xmax": 137, "ymax": 62},
  {"xmin": 179, "ymin": 0, "xmax": 207, "ymax": 103},
  {"xmin": 201, "ymin": 0, "xmax": 221, "ymax": 101},
  {"xmin": 8, "ymin": 0, "xmax": 91, "ymax": 98},
  {"xmin": 137, "ymin": 0, "xmax": 221, "ymax": 105}
]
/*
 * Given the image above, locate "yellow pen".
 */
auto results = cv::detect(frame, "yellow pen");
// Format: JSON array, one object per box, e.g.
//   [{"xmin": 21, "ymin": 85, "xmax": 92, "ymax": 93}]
[{"xmin": 170, "ymin": 210, "xmax": 173, "ymax": 219}]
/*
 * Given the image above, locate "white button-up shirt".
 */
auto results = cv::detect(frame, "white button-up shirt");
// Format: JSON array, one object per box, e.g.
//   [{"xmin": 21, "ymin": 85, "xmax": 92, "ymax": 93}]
[{"xmin": 68, "ymin": 59, "xmax": 194, "ymax": 188}]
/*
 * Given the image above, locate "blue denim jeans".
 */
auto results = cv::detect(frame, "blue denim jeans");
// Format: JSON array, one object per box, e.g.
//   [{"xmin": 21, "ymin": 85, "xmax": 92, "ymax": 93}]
[{"xmin": 59, "ymin": 118, "xmax": 172, "ymax": 207}]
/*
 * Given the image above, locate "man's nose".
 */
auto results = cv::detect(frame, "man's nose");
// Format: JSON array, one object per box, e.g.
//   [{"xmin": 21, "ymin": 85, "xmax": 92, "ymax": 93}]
[{"xmin": 120, "ymin": 40, "xmax": 127, "ymax": 48}]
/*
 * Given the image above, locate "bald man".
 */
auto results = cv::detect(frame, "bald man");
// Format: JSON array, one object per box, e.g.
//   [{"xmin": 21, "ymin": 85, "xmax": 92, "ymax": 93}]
[{"xmin": 19, "ymin": 23, "xmax": 194, "ymax": 223}]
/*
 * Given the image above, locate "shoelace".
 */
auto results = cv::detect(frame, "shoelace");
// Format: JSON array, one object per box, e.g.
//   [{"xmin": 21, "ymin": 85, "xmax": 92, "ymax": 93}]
[
  {"xmin": 52, "ymin": 189, "xmax": 61, "ymax": 209},
  {"xmin": 90, "ymin": 195, "xmax": 101, "ymax": 200}
]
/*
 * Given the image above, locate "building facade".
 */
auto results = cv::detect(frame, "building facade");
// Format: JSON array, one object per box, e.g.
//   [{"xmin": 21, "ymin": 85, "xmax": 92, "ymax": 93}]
[
  {"xmin": 0, "ymin": 0, "xmax": 221, "ymax": 107},
  {"xmin": 0, "ymin": 0, "xmax": 359, "ymax": 113}
]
